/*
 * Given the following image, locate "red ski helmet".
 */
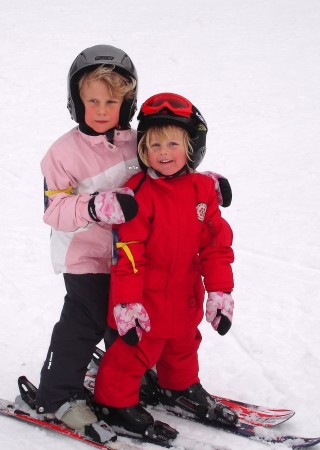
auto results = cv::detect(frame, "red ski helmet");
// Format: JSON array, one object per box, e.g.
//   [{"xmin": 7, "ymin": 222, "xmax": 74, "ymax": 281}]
[{"xmin": 137, "ymin": 93, "xmax": 208, "ymax": 169}]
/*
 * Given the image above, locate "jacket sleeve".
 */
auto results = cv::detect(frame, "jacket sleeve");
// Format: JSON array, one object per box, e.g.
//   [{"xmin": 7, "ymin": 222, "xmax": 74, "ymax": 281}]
[
  {"xmin": 199, "ymin": 182, "xmax": 234, "ymax": 293},
  {"xmin": 110, "ymin": 175, "xmax": 150, "ymax": 307},
  {"xmin": 41, "ymin": 150, "xmax": 94, "ymax": 232}
]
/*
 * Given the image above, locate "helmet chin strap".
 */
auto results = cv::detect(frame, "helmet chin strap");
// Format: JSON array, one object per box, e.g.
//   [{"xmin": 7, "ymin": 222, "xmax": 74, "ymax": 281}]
[
  {"xmin": 153, "ymin": 164, "xmax": 188, "ymax": 179},
  {"xmin": 79, "ymin": 123, "xmax": 115, "ymax": 144}
]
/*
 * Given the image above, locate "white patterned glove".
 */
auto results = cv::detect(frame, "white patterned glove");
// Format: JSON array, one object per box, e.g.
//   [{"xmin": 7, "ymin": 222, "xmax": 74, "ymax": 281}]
[
  {"xmin": 206, "ymin": 292, "xmax": 234, "ymax": 335},
  {"xmin": 88, "ymin": 187, "xmax": 138, "ymax": 224},
  {"xmin": 202, "ymin": 171, "xmax": 232, "ymax": 207},
  {"xmin": 114, "ymin": 303, "xmax": 151, "ymax": 345}
]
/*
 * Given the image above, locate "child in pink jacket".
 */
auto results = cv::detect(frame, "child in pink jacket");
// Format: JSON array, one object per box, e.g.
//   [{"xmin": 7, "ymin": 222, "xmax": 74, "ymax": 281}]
[{"xmin": 35, "ymin": 45, "xmax": 139, "ymax": 439}]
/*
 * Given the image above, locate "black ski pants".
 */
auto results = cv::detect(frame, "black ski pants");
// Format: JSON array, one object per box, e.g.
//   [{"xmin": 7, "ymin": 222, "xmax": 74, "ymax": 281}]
[{"xmin": 36, "ymin": 273, "xmax": 111, "ymax": 413}]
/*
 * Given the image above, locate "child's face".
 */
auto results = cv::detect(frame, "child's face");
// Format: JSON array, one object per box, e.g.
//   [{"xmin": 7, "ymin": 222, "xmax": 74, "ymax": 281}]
[
  {"xmin": 147, "ymin": 127, "xmax": 187, "ymax": 176},
  {"xmin": 80, "ymin": 79, "xmax": 124, "ymax": 133}
]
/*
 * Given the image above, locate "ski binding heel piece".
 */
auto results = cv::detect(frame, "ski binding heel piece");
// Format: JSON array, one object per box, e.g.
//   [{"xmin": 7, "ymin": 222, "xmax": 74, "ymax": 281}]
[
  {"xmin": 140, "ymin": 369, "xmax": 161, "ymax": 406},
  {"xmin": 144, "ymin": 419, "xmax": 178, "ymax": 443},
  {"xmin": 207, "ymin": 402, "xmax": 238, "ymax": 426},
  {"xmin": 84, "ymin": 420, "xmax": 117, "ymax": 444}
]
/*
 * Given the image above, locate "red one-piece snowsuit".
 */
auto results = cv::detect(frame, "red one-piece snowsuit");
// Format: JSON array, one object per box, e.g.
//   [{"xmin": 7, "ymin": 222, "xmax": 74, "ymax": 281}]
[{"xmin": 94, "ymin": 170, "xmax": 234, "ymax": 407}]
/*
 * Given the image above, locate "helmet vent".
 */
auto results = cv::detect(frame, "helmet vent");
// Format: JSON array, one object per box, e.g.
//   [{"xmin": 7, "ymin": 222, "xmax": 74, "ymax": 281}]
[
  {"xmin": 68, "ymin": 45, "xmax": 137, "ymax": 126},
  {"xmin": 95, "ymin": 55, "xmax": 115, "ymax": 61}
]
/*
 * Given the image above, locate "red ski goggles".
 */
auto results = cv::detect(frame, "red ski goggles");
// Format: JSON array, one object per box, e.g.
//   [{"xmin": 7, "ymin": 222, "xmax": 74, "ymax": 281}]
[{"xmin": 141, "ymin": 93, "xmax": 193, "ymax": 118}]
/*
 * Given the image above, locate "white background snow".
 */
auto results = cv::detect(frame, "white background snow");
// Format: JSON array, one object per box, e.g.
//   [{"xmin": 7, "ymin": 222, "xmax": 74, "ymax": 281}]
[{"xmin": 0, "ymin": 0, "xmax": 319, "ymax": 449}]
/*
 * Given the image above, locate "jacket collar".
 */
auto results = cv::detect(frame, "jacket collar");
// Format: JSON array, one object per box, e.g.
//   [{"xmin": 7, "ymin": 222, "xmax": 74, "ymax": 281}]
[
  {"xmin": 76, "ymin": 126, "xmax": 134, "ymax": 150},
  {"xmin": 148, "ymin": 165, "xmax": 191, "ymax": 180}
]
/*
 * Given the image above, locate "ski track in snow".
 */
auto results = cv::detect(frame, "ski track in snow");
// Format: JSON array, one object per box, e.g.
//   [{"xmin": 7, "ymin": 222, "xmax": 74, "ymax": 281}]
[{"xmin": 1, "ymin": 1, "xmax": 320, "ymax": 449}]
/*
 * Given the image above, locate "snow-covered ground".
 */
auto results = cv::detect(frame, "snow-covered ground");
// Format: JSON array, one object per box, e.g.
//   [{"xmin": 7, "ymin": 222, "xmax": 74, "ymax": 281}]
[{"xmin": 0, "ymin": 0, "xmax": 319, "ymax": 448}]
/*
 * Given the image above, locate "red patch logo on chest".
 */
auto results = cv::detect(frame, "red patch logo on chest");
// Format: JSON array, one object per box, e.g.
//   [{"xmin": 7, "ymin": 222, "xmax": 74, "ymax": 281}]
[{"xmin": 196, "ymin": 202, "xmax": 207, "ymax": 221}]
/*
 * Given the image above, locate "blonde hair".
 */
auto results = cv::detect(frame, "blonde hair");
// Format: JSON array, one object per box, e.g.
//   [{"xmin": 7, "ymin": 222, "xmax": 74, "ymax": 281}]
[
  {"xmin": 138, "ymin": 125, "xmax": 193, "ymax": 168},
  {"xmin": 78, "ymin": 66, "xmax": 136, "ymax": 100}
]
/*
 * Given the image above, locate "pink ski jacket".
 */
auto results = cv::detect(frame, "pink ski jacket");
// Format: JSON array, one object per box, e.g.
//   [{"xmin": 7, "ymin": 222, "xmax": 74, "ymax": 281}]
[{"xmin": 41, "ymin": 127, "xmax": 140, "ymax": 274}]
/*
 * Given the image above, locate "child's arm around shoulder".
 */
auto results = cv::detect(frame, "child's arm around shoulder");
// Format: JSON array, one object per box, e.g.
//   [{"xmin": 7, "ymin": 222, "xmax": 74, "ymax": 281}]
[
  {"xmin": 41, "ymin": 132, "xmax": 139, "ymax": 232},
  {"xmin": 197, "ymin": 170, "xmax": 232, "ymax": 207},
  {"xmin": 198, "ymin": 175, "xmax": 234, "ymax": 293},
  {"xmin": 41, "ymin": 138, "xmax": 91, "ymax": 232}
]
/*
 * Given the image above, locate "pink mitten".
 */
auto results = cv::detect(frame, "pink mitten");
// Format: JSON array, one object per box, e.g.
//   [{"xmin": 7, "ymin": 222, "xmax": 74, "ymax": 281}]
[
  {"xmin": 88, "ymin": 187, "xmax": 138, "ymax": 224},
  {"xmin": 114, "ymin": 303, "xmax": 151, "ymax": 345},
  {"xmin": 206, "ymin": 292, "xmax": 234, "ymax": 335},
  {"xmin": 202, "ymin": 171, "xmax": 232, "ymax": 207}
]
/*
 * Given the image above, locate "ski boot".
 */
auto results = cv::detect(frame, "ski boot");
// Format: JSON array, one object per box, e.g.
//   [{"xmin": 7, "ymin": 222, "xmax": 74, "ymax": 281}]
[
  {"xmin": 160, "ymin": 383, "xmax": 238, "ymax": 426},
  {"xmin": 140, "ymin": 368, "xmax": 161, "ymax": 406},
  {"xmin": 17, "ymin": 376, "xmax": 116, "ymax": 444},
  {"xmin": 88, "ymin": 348, "xmax": 160, "ymax": 406},
  {"xmin": 94, "ymin": 402, "xmax": 178, "ymax": 444},
  {"xmin": 54, "ymin": 398, "xmax": 98, "ymax": 430}
]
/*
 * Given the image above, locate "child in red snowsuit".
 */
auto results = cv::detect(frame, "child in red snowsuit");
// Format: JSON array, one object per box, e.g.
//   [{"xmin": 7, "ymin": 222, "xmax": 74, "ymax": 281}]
[{"xmin": 94, "ymin": 93, "xmax": 237, "ymax": 437}]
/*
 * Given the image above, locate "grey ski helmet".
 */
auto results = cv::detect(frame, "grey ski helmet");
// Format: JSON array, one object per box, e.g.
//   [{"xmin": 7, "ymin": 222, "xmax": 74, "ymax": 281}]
[
  {"xmin": 137, "ymin": 92, "xmax": 208, "ymax": 170},
  {"xmin": 67, "ymin": 44, "xmax": 138, "ymax": 129}
]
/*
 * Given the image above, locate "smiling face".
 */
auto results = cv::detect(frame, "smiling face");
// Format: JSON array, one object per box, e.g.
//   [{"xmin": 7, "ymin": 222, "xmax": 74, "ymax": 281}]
[
  {"xmin": 145, "ymin": 126, "xmax": 188, "ymax": 176},
  {"xmin": 80, "ymin": 79, "xmax": 123, "ymax": 133}
]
